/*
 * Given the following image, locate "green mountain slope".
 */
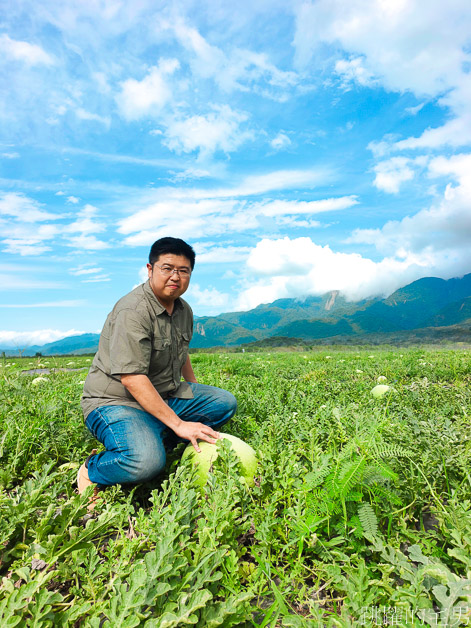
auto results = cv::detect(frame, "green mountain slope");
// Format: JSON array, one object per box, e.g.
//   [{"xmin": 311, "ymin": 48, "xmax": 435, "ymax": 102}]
[{"xmin": 2, "ymin": 273, "xmax": 471, "ymax": 355}]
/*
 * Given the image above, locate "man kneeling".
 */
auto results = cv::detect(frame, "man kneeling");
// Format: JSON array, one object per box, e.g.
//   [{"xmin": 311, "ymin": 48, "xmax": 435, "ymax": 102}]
[{"xmin": 77, "ymin": 237, "xmax": 236, "ymax": 505}]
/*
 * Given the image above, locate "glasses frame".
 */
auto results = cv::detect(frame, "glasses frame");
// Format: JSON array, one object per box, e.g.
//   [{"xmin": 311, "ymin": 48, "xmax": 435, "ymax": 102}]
[{"xmin": 154, "ymin": 263, "xmax": 192, "ymax": 278}]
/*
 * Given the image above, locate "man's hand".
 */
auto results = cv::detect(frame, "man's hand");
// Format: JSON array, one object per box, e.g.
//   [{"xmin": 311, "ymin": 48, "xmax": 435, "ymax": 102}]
[
  {"xmin": 173, "ymin": 421, "xmax": 220, "ymax": 453},
  {"xmin": 120, "ymin": 373, "xmax": 219, "ymax": 452}
]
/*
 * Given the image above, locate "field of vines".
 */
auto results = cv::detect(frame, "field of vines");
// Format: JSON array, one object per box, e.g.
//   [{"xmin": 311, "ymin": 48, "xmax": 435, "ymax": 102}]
[{"xmin": 1, "ymin": 347, "xmax": 470, "ymax": 627}]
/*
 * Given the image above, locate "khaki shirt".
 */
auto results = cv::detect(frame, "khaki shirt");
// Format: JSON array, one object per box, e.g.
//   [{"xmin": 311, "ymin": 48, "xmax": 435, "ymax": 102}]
[{"xmin": 81, "ymin": 280, "xmax": 193, "ymax": 419}]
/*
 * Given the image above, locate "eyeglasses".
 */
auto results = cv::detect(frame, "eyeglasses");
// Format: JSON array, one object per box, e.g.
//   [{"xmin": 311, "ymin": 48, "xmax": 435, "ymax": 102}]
[{"xmin": 154, "ymin": 264, "xmax": 191, "ymax": 277}]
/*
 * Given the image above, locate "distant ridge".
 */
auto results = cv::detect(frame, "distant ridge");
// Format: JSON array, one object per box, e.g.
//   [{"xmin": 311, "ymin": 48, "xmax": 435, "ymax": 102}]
[
  {"xmin": 2, "ymin": 273, "xmax": 471, "ymax": 355},
  {"xmin": 190, "ymin": 272, "xmax": 471, "ymax": 348}
]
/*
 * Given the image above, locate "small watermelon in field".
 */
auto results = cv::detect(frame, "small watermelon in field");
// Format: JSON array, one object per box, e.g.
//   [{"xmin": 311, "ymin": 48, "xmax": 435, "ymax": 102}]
[
  {"xmin": 371, "ymin": 384, "xmax": 391, "ymax": 398},
  {"xmin": 181, "ymin": 433, "xmax": 258, "ymax": 487}
]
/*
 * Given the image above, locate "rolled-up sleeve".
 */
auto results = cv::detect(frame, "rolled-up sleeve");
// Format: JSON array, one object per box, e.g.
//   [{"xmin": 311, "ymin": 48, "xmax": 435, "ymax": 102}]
[{"xmin": 109, "ymin": 309, "xmax": 152, "ymax": 375}]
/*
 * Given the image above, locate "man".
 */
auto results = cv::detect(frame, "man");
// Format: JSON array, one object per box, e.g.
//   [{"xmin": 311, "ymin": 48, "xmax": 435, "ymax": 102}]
[{"xmin": 77, "ymin": 237, "xmax": 237, "ymax": 502}]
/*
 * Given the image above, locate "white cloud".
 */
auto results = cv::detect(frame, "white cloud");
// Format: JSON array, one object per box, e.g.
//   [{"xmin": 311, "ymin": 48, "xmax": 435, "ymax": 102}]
[
  {"xmin": 373, "ymin": 157, "xmax": 416, "ymax": 194},
  {"xmin": 405, "ymin": 103, "xmax": 426, "ymax": 116},
  {"xmin": 171, "ymin": 20, "xmax": 298, "ymax": 98},
  {"xmin": 270, "ymin": 133, "xmax": 291, "ymax": 151},
  {"xmin": 274, "ymin": 217, "xmax": 321, "ymax": 229},
  {"xmin": 235, "ymin": 235, "xmax": 468, "ymax": 310},
  {"xmin": 0, "ymin": 328, "xmax": 87, "ymax": 349},
  {"xmin": 117, "ymin": 187, "xmax": 355, "ymax": 246},
  {"xmin": 0, "ymin": 34, "xmax": 54, "ymax": 66},
  {"xmin": 69, "ymin": 265, "xmax": 103, "ymax": 276},
  {"xmin": 163, "ymin": 105, "xmax": 253, "ymax": 157},
  {"xmin": 293, "ymin": 0, "xmax": 471, "ymax": 149},
  {"xmin": 232, "ymin": 154, "xmax": 471, "ymax": 308},
  {"xmin": 254, "ymin": 196, "xmax": 358, "ymax": 216},
  {"xmin": 194, "ymin": 245, "xmax": 252, "ymax": 264},
  {"xmin": 335, "ymin": 57, "xmax": 377, "ymax": 89},
  {"xmin": 169, "ymin": 168, "xmax": 211, "ymax": 182},
  {"xmin": 211, "ymin": 168, "xmax": 329, "ymax": 198},
  {"xmin": 294, "ymin": 0, "xmax": 471, "ymax": 95},
  {"xmin": 0, "ymin": 192, "xmax": 57, "ymax": 222},
  {"xmin": 65, "ymin": 204, "xmax": 106, "ymax": 235},
  {"xmin": 76, "ymin": 108, "xmax": 111, "ymax": 128},
  {"xmin": 187, "ymin": 284, "xmax": 231, "ymax": 313},
  {"xmin": 82, "ymin": 274, "xmax": 111, "ymax": 283},
  {"xmin": 65, "ymin": 234, "xmax": 110, "ymax": 250},
  {"xmin": 1, "ymin": 240, "xmax": 52, "ymax": 256},
  {"xmin": 63, "ymin": 204, "xmax": 109, "ymax": 250},
  {"xmin": 116, "ymin": 59, "xmax": 180, "ymax": 121},
  {"xmin": 67, "ymin": 196, "xmax": 80, "ymax": 204},
  {"xmin": 0, "ymin": 219, "xmax": 59, "ymax": 256},
  {"xmin": 2, "ymin": 152, "xmax": 20, "ymax": 159},
  {"xmin": 394, "ymin": 111, "xmax": 471, "ymax": 151},
  {"xmin": 347, "ymin": 153, "xmax": 471, "ymax": 273}
]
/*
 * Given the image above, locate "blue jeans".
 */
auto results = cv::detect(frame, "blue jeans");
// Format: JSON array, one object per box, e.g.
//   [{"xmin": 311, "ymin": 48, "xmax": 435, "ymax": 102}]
[{"xmin": 84, "ymin": 383, "xmax": 237, "ymax": 487}]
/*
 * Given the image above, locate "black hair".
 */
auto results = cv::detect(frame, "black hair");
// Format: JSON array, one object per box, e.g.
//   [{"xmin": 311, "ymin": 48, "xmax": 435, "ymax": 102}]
[{"xmin": 148, "ymin": 237, "xmax": 196, "ymax": 270}]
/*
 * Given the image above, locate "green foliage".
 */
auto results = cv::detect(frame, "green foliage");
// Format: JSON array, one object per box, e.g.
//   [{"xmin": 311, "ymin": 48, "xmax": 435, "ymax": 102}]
[{"xmin": 1, "ymin": 349, "xmax": 471, "ymax": 625}]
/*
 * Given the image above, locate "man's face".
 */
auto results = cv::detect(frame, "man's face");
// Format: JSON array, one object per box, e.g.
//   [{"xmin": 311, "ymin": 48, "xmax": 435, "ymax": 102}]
[{"xmin": 147, "ymin": 254, "xmax": 192, "ymax": 305}]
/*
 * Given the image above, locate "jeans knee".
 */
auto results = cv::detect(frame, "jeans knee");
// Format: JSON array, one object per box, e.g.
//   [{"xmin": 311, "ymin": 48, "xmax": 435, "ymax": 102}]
[{"xmin": 121, "ymin": 445, "xmax": 166, "ymax": 483}]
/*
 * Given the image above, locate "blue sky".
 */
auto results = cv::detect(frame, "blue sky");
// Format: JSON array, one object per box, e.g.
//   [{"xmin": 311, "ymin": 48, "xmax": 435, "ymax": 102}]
[{"xmin": 1, "ymin": 0, "xmax": 471, "ymax": 348}]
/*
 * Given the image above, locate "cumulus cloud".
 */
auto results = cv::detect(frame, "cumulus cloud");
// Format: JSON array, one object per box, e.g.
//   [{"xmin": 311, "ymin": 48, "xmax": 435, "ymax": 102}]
[
  {"xmin": 236, "ymin": 237, "xmax": 416, "ymax": 309},
  {"xmin": 373, "ymin": 157, "xmax": 416, "ymax": 194},
  {"xmin": 65, "ymin": 204, "xmax": 105, "ymax": 235},
  {"xmin": 163, "ymin": 105, "xmax": 253, "ymax": 158},
  {"xmin": 350, "ymin": 153, "xmax": 471, "ymax": 255},
  {"xmin": 235, "ymin": 234, "xmax": 469, "ymax": 311},
  {"xmin": 233, "ymin": 154, "xmax": 471, "ymax": 310},
  {"xmin": 0, "ymin": 34, "xmax": 55, "ymax": 66},
  {"xmin": 0, "ymin": 328, "xmax": 87, "ymax": 349},
  {"xmin": 187, "ymin": 284, "xmax": 231, "ymax": 313},
  {"xmin": 65, "ymin": 234, "xmax": 110, "ymax": 250},
  {"xmin": 293, "ymin": 0, "xmax": 471, "ymax": 149},
  {"xmin": 116, "ymin": 59, "xmax": 180, "ymax": 121}
]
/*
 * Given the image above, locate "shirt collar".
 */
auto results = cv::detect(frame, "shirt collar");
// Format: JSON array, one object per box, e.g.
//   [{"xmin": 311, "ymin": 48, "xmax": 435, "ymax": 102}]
[{"xmin": 143, "ymin": 280, "xmax": 183, "ymax": 314}]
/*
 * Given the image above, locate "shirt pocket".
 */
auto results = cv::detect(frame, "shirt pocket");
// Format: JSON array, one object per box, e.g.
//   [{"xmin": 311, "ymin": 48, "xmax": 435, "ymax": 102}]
[
  {"xmin": 176, "ymin": 329, "xmax": 191, "ymax": 366},
  {"xmin": 150, "ymin": 336, "xmax": 172, "ymax": 371}
]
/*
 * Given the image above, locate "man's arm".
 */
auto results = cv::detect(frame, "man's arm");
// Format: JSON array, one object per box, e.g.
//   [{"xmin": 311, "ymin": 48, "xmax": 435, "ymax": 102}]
[
  {"xmin": 120, "ymin": 373, "xmax": 217, "ymax": 452},
  {"xmin": 181, "ymin": 355, "xmax": 197, "ymax": 383}
]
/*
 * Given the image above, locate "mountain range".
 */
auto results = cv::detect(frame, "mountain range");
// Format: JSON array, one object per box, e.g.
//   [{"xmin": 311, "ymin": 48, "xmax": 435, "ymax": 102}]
[{"xmin": 3, "ymin": 273, "xmax": 471, "ymax": 356}]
